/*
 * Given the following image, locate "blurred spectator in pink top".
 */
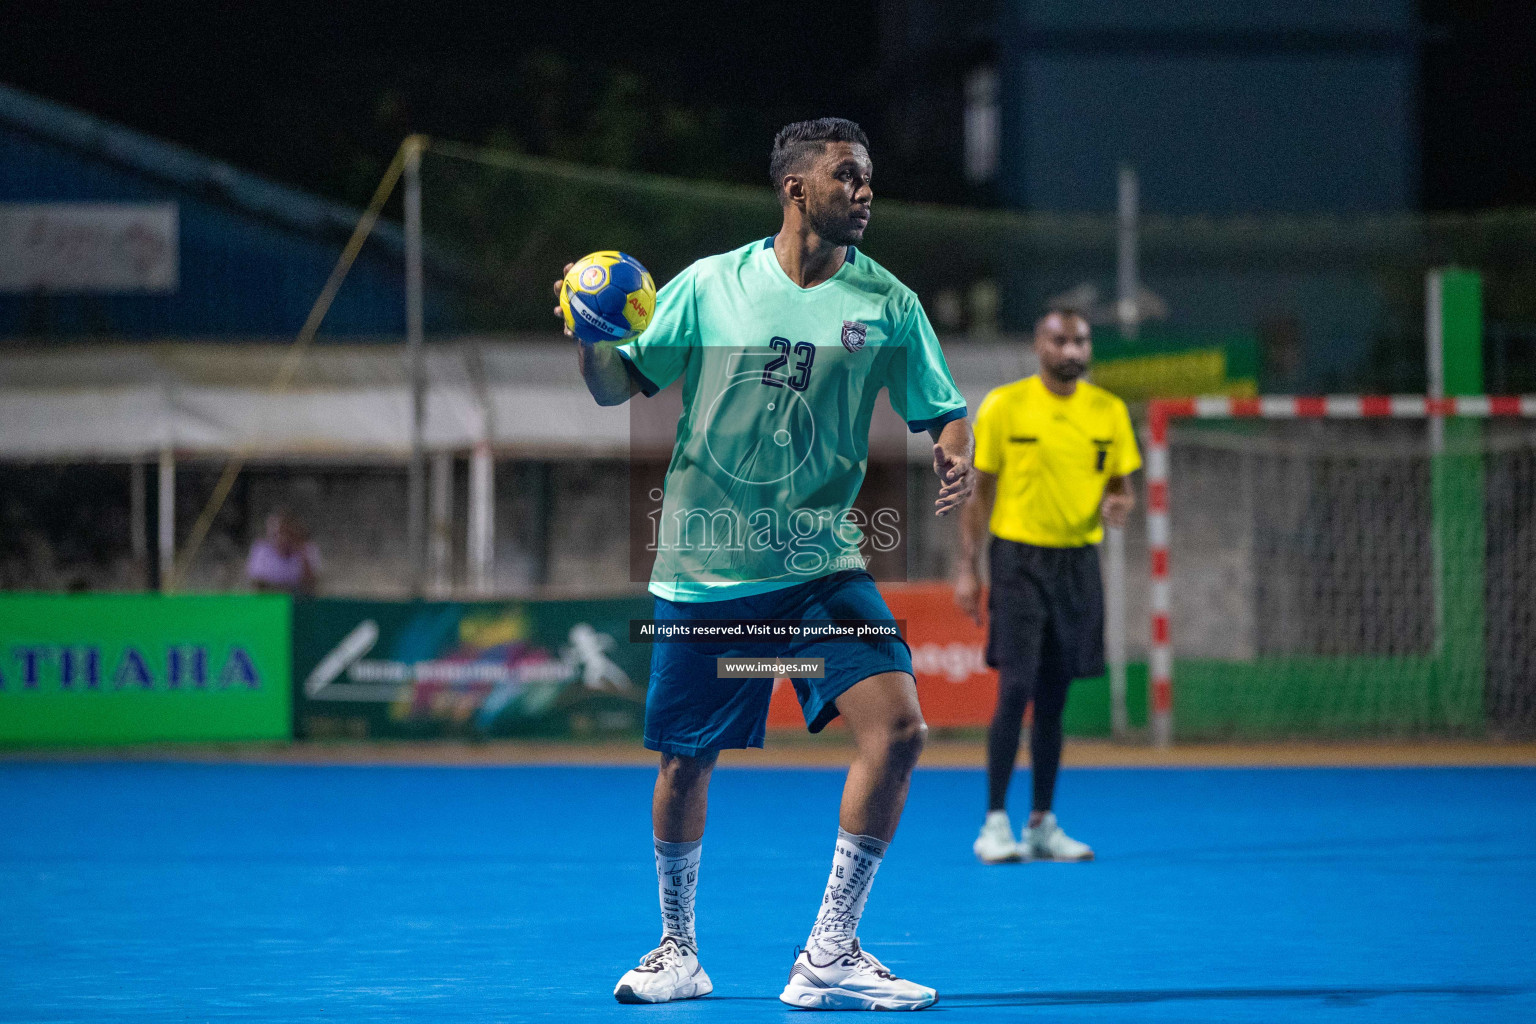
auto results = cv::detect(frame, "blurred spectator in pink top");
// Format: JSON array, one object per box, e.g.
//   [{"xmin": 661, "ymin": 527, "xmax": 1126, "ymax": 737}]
[{"xmin": 246, "ymin": 510, "xmax": 320, "ymax": 595}]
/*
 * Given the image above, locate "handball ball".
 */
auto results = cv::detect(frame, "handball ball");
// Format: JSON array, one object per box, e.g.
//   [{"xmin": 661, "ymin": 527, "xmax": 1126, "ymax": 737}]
[{"xmin": 560, "ymin": 251, "xmax": 656, "ymax": 343}]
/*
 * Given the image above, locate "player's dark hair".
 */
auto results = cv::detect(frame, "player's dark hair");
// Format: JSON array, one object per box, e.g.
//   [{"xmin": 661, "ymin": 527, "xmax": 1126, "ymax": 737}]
[
  {"xmin": 1036, "ymin": 307, "xmax": 1089, "ymax": 332},
  {"xmin": 770, "ymin": 118, "xmax": 870, "ymax": 205}
]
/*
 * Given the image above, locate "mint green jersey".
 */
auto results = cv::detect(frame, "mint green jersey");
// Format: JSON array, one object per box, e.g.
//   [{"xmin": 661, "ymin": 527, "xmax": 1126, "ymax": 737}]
[{"xmin": 616, "ymin": 237, "xmax": 966, "ymax": 601}]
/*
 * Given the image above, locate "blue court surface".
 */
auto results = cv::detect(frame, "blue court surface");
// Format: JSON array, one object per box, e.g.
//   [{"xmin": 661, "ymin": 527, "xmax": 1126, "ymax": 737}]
[{"xmin": 2, "ymin": 761, "xmax": 1534, "ymax": 1023}]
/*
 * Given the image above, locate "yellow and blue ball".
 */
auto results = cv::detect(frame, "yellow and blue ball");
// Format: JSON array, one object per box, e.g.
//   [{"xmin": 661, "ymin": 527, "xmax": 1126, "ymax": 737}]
[{"xmin": 560, "ymin": 251, "xmax": 656, "ymax": 343}]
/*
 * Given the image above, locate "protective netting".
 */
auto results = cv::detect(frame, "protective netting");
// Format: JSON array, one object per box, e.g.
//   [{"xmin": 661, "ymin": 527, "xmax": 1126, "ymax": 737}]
[
  {"xmin": 1164, "ymin": 419, "xmax": 1536, "ymax": 738},
  {"xmin": 416, "ymin": 142, "xmax": 1536, "ymax": 391}
]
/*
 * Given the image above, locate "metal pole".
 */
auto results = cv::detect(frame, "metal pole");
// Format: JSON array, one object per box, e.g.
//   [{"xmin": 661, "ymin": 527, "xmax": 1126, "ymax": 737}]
[
  {"xmin": 468, "ymin": 441, "xmax": 494, "ymax": 595},
  {"xmin": 1116, "ymin": 163, "xmax": 1140, "ymax": 342},
  {"xmin": 130, "ymin": 460, "xmax": 147, "ymax": 587},
  {"xmin": 464, "ymin": 342, "xmax": 496, "ymax": 596},
  {"xmin": 1106, "ymin": 525, "xmax": 1129, "ymax": 738},
  {"xmin": 1425, "ymin": 270, "xmax": 1445, "ymax": 650},
  {"xmin": 1426, "ymin": 270, "xmax": 1445, "ymax": 455},
  {"xmin": 1108, "ymin": 162, "xmax": 1139, "ymax": 738},
  {"xmin": 157, "ymin": 448, "xmax": 175, "ymax": 594},
  {"xmin": 430, "ymin": 451, "xmax": 453, "ymax": 595},
  {"xmin": 404, "ymin": 135, "xmax": 427, "ymax": 597}
]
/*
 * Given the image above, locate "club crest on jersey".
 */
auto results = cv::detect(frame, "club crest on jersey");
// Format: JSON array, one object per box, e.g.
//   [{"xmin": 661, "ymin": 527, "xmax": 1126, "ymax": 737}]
[{"xmin": 840, "ymin": 320, "xmax": 868, "ymax": 352}]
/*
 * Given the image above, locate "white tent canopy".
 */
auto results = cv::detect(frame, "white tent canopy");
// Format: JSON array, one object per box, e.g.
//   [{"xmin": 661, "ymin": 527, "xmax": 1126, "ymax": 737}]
[
  {"xmin": 0, "ymin": 336, "xmax": 1036, "ymax": 462},
  {"xmin": 2, "ymin": 336, "xmax": 1038, "ymax": 593}
]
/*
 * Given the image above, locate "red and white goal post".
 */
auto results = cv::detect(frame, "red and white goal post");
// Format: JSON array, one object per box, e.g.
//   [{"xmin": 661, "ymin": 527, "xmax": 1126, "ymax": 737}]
[{"xmin": 1144, "ymin": 393, "xmax": 1536, "ymax": 747}]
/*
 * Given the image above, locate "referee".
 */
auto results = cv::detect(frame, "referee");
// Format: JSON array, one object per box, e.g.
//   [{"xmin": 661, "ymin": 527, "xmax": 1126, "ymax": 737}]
[{"xmin": 956, "ymin": 308, "xmax": 1140, "ymax": 863}]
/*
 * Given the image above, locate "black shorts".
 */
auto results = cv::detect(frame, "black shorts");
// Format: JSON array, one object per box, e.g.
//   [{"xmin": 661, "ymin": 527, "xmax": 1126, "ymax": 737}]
[{"xmin": 986, "ymin": 539, "xmax": 1105, "ymax": 681}]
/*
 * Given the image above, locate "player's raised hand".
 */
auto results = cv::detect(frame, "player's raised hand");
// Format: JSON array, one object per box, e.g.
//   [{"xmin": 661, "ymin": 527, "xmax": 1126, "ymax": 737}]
[
  {"xmin": 551, "ymin": 262, "xmax": 574, "ymax": 337},
  {"xmin": 932, "ymin": 443, "xmax": 974, "ymax": 517}
]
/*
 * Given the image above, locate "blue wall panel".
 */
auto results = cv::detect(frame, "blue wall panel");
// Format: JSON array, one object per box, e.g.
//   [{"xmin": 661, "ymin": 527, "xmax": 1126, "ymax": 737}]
[
  {"xmin": 1001, "ymin": 0, "xmax": 1417, "ymax": 215},
  {"xmin": 1017, "ymin": 0, "xmax": 1412, "ymax": 32},
  {"xmin": 0, "ymin": 128, "xmax": 423, "ymax": 339},
  {"xmin": 1007, "ymin": 52, "xmax": 1414, "ymax": 214}
]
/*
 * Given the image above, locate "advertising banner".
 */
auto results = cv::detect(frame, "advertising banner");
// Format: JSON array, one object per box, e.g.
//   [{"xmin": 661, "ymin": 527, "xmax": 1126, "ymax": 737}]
[
  {"xmin": 0, "ymin": 203, "xmax": 179, "ymax": 293},
  {"xmin": 292, "ymin": 596, "xmax": 652, "ymax": 739},
  {"xmin": 764, "ymin": 583, "xmax": 993, "ymax": 729},
  {"xmin": 764, "ymin": 582, "xmax": 1136, "ymax": 736},
  {"xmin": 1090, "ymin": 330, "xmax": 1260, "ymax": 400},
  {"xmin": 0, "ymin": 594, "xmax": 291, "ymax": 744}
]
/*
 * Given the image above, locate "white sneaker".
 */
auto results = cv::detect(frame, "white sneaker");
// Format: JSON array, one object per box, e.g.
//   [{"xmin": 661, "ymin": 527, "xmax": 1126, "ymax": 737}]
[
  {"xmin": 973, "ymin": 810, "xmax": 1023, "ymax": 864},
  {"xmin": 1022, "ymin": 812, "xmax": 1094, "ymax": 861},
  {"xmin": 779, "ymin": 940, "xmax": 938, "ymax": 1011},
  {"xmin": 614, "ymin": 936, "xmax": 713, "ymax": 1004}
]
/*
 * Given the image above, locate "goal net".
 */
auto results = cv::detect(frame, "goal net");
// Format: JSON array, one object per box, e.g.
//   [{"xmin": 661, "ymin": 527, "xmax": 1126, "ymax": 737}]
[{"xmin": 1148, "ymin": 397, "xmax": 1536, "ymax": 741}]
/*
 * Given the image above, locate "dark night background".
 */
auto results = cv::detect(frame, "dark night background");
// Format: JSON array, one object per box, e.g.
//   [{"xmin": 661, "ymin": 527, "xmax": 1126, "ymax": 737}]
[{"xmin": 6, "ymin": 0, "xmax": 1534, "ymax": 212}]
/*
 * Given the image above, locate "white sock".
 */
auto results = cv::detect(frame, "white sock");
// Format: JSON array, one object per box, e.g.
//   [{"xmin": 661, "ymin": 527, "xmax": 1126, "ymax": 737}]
[
  {"xmin": 654, "ymin": 836, "xmax": 701, "ymax": 951},
  {"xmin": 806, "ymin": 828, "xmax": 888, "ymax": 962}
]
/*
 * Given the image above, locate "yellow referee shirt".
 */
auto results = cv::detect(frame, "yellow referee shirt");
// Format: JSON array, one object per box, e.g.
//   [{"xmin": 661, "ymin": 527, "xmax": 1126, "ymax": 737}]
[{"xmin": 973, "ymin": 375, "xmax": 1142, "ymax": 547}]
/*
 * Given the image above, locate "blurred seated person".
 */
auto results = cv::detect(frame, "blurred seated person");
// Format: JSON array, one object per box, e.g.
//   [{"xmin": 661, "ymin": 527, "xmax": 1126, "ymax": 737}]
[{"xmin": 246, "ymin": 510, "xmax": 320, "ymax": 595}]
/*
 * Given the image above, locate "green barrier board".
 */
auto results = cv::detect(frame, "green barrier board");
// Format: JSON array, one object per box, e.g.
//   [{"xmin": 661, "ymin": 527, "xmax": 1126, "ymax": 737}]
[
  {"xmin": 1091, "ymin": 330, "xmax": 1260, "ymax": 401},
  {"xmin": 0, "ymin": 594, "xmax": 292, "ymax": 744},
  {"xmin": 292, "ymin": 596, "xmax": 653, "ymax": 739},
  {"xmin": 1065, "ymin": 664, "xmax": 1149, "ymax": 737}
]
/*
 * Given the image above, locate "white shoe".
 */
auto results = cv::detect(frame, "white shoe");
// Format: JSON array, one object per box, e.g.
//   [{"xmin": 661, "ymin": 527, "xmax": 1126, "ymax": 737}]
[
  {"xmin": 614, "ymin": 936, "xmax": 713, "ymax": 1004},
  {"xmin": 973, "ymin": 810, "xmax": 1023, "ymax": 864},
  {"xmin": 1022, "ymin": 812, "xmax": 1094, "ymax": 861},
  {"xmin": 779, "ymin": 940, "xmax": 938, "ymax": 1011}
]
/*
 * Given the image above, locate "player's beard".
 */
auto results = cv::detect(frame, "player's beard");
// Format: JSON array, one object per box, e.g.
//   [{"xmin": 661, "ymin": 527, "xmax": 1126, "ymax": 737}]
[
  {"xmin": 1054, "ymin": 358, "xmax": 1087, "ymax": 381},
  {"xmin": 808, "ymin": 201, "xmax": 865, "ymax": 247}
]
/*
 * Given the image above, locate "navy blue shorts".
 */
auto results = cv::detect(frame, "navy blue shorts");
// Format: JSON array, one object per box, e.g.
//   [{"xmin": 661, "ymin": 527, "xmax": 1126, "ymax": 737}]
[{"xmin": 643, "ymin": 570, "xmax": 914, "ymax": 756}]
